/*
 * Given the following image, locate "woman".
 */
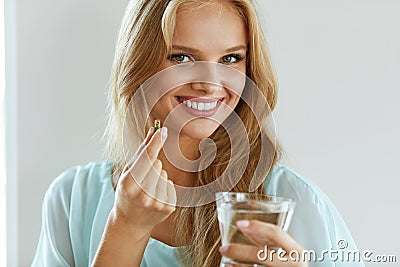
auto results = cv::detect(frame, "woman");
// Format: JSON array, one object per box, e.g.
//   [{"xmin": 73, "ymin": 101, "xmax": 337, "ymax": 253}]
[{"xmin": 32, "ymin": 0, "xmax": 364, "ymax": 266}]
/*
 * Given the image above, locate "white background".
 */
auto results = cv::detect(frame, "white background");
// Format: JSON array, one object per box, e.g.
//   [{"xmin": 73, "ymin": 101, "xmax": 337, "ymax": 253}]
[{"xmin": 5, "ymin": 0, "xmax": 399, "ymax": 266}]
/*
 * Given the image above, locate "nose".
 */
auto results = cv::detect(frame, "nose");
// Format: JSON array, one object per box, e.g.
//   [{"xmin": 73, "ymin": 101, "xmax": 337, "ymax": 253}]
[
  {"xmin": 191, "ymin": 81, "xmax": 223, "ymax": 94},
  {"xmin": 191, "ymin": 62, "xmax": 223, "ymax": 94}
]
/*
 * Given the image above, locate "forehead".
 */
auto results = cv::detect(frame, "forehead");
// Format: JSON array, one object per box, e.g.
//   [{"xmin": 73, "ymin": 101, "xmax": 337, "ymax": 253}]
[{"xmin": 172, "ymin": 3, "xmax": 248, "ymax": 52}]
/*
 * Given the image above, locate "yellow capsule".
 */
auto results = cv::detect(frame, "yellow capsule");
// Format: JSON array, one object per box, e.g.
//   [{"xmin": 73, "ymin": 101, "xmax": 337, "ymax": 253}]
[{"xmin": 154, "ymin": 119, "xmax": 161, "ymax": 131}]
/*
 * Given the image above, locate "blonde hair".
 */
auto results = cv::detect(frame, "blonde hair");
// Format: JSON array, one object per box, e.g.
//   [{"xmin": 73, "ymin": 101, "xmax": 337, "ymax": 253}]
[{"xmin": 103, "ymin": 0, "xmax": 282, "ymax": 266}]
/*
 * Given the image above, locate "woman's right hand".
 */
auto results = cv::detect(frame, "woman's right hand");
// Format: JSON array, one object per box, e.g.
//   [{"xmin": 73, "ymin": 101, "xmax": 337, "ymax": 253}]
[
  {"xmin": 113, "ymin": 126, "xmax": 176, "ymax": 234},
  {"xmin": 92, "ymin": 127, "xmax": 176, "ymax": 267}
]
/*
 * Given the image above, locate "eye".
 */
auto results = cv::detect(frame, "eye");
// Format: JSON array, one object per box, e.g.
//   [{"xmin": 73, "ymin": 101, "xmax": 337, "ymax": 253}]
[
  {"xmin": 221, "ymin": 54, "xmax": 245, "ymax": 64},
  {"xmin": 168, "ymin": 53, "xmax": 192, "ymax": 63}
]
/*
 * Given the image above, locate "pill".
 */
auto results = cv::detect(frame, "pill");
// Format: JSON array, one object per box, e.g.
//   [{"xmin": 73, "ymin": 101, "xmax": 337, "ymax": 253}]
[{"xmin": 154, "ymin": 119, "xmax": 161, "ymax": 131}]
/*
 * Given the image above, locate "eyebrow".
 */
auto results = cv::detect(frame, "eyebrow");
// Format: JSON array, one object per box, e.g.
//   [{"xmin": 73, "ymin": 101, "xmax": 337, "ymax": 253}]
[{"xmin": 171, "ymin": 45, "xmax": 247, "ymax": 54}]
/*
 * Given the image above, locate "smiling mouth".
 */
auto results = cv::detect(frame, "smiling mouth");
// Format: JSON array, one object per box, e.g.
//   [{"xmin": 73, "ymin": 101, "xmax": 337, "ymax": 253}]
[{"xmin": 176, "ymin": 96, "xmax": 224, "ymax": 111}]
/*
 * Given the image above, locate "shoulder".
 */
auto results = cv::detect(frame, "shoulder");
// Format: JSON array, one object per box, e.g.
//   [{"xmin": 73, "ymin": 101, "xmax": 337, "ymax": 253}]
[
  {"xmin": 45, "ymin": 161, "xmax": 113, "ymax": 203},
  {"xmin": 265, "ymin": 164, "xmax": 361, "ymax": 254},
  {"xmin": 264, "ymin": 164, "xmax": 340, "ymax": 237},
  {"xmin": 264, "ymin": 163, "xmax": 329, "ymax": 207},
  {"xmin": 36, "ymin": 162, "xmax": 114, "ymax": 266}
]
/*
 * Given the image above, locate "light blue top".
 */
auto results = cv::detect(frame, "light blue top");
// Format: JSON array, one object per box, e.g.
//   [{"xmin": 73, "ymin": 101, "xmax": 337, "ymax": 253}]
[{"xmin": 32, "ymin": 161, "xmax": 365, "ymax": 267}]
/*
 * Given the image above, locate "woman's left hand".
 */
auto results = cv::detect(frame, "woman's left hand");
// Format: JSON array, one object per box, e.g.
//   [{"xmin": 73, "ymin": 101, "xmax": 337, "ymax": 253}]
[{"xmin": 219, "ymin": 220, "xmax": 308, "ymax": 267}]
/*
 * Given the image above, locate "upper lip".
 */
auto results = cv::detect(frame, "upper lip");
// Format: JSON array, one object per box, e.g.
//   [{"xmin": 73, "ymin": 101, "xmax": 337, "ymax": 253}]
[{"xmin": 178, "ymin": 96, "xmax": 224, "ymax": 103}]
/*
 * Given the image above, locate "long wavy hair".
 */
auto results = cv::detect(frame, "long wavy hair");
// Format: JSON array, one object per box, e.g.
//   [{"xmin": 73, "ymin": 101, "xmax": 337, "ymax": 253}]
[{"xmin": 103, "ymin": 0, "xmax": 282, "ymax": 266}]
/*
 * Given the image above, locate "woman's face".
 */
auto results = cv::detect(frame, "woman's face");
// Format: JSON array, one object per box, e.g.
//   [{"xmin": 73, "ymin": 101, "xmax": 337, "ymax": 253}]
[{"xmin": 152, "ymin": 3, "xmax": 248, "ymax": 141}]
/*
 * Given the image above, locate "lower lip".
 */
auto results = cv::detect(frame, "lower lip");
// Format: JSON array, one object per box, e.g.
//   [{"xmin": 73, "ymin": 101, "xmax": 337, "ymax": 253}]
[{"xmin": 175, "ymin": 97, "xmax": 222, "ymax": 117}]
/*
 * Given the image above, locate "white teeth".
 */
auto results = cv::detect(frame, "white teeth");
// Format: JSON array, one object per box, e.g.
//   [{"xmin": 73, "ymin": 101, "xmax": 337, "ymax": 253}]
[
  {"xmin": 197, "ymin": 103, "xmax": 204, "ymax": 111},
  {"xmin": 179, "ymin": 97, "xmax": 219, "ymax": 111}
]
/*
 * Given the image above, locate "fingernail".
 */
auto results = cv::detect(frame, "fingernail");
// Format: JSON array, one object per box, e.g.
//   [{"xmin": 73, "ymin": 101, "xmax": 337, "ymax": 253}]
[
  {"xmin": 219, "ymin": 246, "xmax": 228, "ymax": 254},
  {"xmin": 161, "ymin": 127, "xmax": 168, "ymax": 138},
  {"xmin": 237, "ymin": 220, "xmax": 250, "ymax": 228}
]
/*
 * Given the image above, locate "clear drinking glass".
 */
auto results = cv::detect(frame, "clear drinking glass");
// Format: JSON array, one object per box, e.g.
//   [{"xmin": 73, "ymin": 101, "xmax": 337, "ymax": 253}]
[{"xmin": 216, "ymin": 192, "xmax": 296, "ymax": 267}]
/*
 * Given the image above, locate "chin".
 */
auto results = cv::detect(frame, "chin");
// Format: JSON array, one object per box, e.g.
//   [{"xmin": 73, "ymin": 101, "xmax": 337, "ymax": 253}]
[{"xmin": 180, "ymin": 119, "xmax": 220, "ymax": 140}]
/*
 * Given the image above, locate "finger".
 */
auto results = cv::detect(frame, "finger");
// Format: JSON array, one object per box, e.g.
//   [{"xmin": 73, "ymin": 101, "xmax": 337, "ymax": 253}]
[
  {"xmin": 137, "ymin": 126, "xmax": 155, "ymax": 152},
  {"xmin": 144, "ymin": 126, "xmax": 168, "ymax": 162},
  {"xmin": 122, "ymin": 127, "xmax": 155, "ymax": 173},
  {"xmin": 221, "ymin": 243, "xmax": 307, "ymax": 267},
  {"xmin": 141, "ymin": 167, "xmax": 175, "ymax": 214},
  {"xmin": 236, "ymin": 220, "xmax": 304, "ymax": 253},
  {"xmin": 155, "ymin": 170, "xmax": 176, "ymax": 207},
  {"xmin": 219, "ymin": 243, "xmax": 267, "ymax": 266},
  {"xmin": 144, "ymin": 127, "xmax": 156, "ymax": 145},
  {"xmin": 166, "ymin": 179, "xmax": 177, "ymax": 207},
  {"xmin": 139, "ymin": 159, "xmax": 163, "ymax": 197},
  {"xmin": 127, "ymin": 127, "xmax": 168, "ymax": 183},
  {"xmin": 154, "ymin": 169, "xmax": 169, "ymax": 203}
]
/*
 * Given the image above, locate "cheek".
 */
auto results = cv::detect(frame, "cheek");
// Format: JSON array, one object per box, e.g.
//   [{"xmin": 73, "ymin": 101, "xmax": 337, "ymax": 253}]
[
  {"xmin": 224, "ymin": 71, "xmax": 246, "ymax": 108},
  {"xmin": 149, "ymin": 99, "xmax": 171, "ymax": 123},
  {"xmin": 229, "ymin": 94, "xmax": 240, "ymax": 109},
  {"xmin": 150, "ymin": 88, "xmax": 182, "ymax": 117},
  {"xmin": 228, "ymin": 87, "xmax": 244, "ymax": 110}
]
